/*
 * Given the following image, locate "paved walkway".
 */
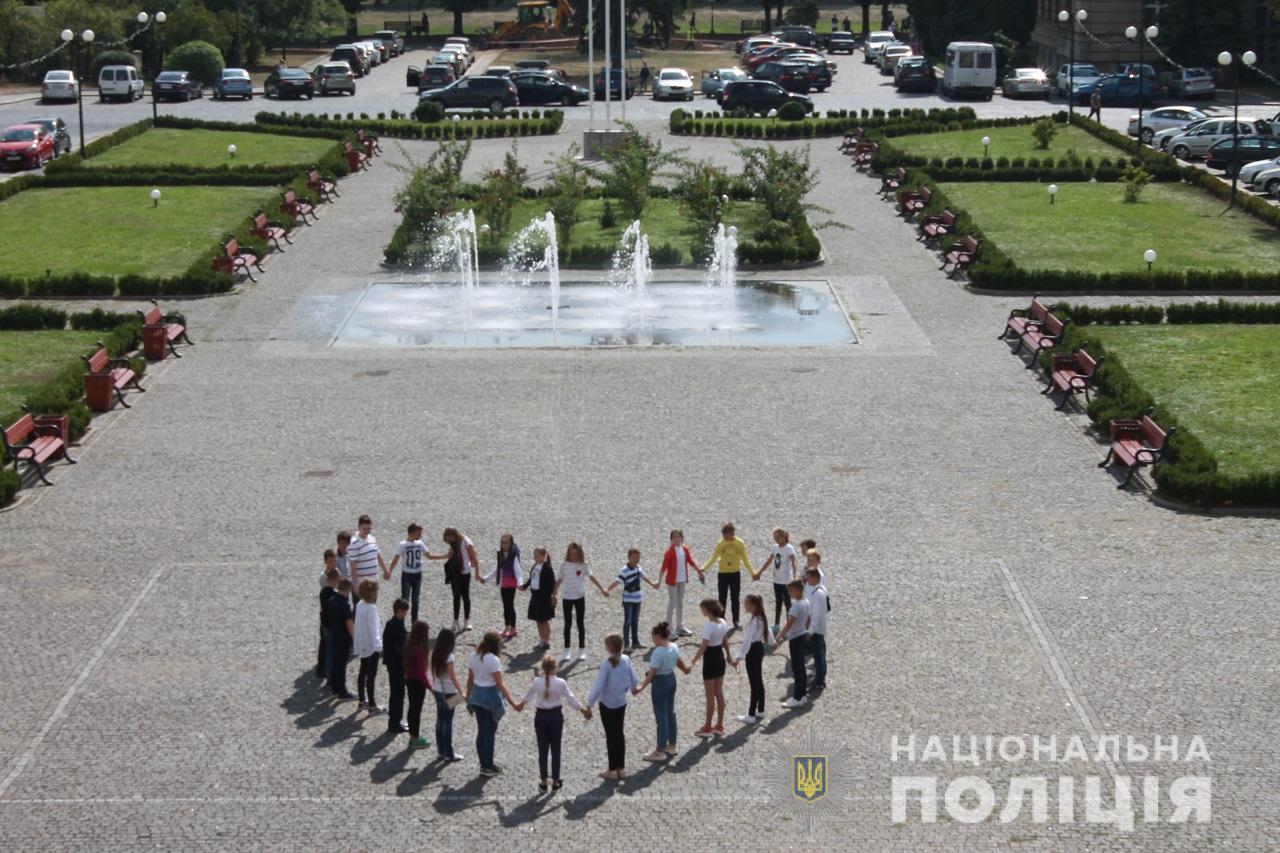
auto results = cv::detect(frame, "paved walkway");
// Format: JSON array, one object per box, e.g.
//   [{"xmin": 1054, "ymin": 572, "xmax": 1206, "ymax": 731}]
[{"xmin": 0, "ymin": 125, "xmax": 1277, "ymax": 850}]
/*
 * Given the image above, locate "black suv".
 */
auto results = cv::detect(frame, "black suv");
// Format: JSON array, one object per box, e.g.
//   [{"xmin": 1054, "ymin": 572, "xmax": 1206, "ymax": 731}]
[
  {"xmin": 511, "ymin": 71, "xmax": 588, "ymax": 105},
  {"xmin": 827, "ymin": 31, "xmax": 856, "ymax": 54},
  {"xmin": 419, "ymin": 75, "xmax": 519, "ymax": 112},
  {"xmin": 774, "ymin": 25, "xmax": 818, "ymax": 47},
  {"xmin": 413, "ymin": 64, "xmax": 457, "ymax": 91},
  {"xmin": 716, "ymin": 80, "xmax": 812, "ymax": 114},
  {"xmin": 753, "ymin": 60, "xmax": 814, "ymax": 93}
]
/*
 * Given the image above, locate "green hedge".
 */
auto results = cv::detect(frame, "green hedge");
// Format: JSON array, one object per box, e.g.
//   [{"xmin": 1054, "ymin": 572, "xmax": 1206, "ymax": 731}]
[
  {"xmin": 0, "ymin": 304, "xmax": 68, "ymax": 330},
  {"xmin": 669, "ymin": 106, "xmax": 978, "ymax": 136},
  {"xmin": 1043, "ymin": 302, "xmax": 1280, "ymax": 507},
  {"xmin": 0, "ymin": 468, "xmax": 18, "ymax": 507},
  {"xmin": 255, "ymin": 109, "xmax": 565, "ymax": 140},
  {"xmin": 42, "ymin": 119, "xmax": 154, "ymax": 174}
]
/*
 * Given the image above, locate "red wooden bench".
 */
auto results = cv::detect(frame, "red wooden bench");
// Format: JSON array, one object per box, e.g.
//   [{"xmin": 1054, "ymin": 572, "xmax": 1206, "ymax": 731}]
[
  {"xmin": 280, "ymin": 189, "xmax": 318, "ymax": 225},
  {"xmin": 3, "ymin": 410, "xmax": 73, "ymax": 486},
  {"xmin": 250, "ymin": 210, "xmax": 291, "ymax": 252},
  {"xmin": 358, "ymin": 128, "xmax": 381, "ymax": 157},
  {"xmin": 137, "ymin": 300, "xmax": 192, "ymax": 360},
  {"xmin": 879, "ymin": 165, "xmax": 907, "ymax": 197},
  {"xmin": 1007, "ymin": 305, "xmax": 1066, "ymax": 368},
  {"xmin": 896, "ymin": 185, "xmax": 931, "ymax": 218},
  {"xmin": 852, "ymin": 141, "xmax": 877, "ymax": 170},
  {"xmin": 306, "ymin": 168, "xmax": 339, "ymax": 202},
  {"xmin": 1100, "ymin": 408, "xmax": 1174, "ymax": 488},
  {"xmin": 342, "ymin": 141, "xmax": 370, "ymax": 172},
  {"xmin": 918, "ymin": 209, "xmax": 956, "ymax": 244},
  {"xmin": 999, "ymin": 295, "xmax": 1053, "ymax": 341},
  {"xmin": 83, "ymin": 344, "xmax": 144, "ymax": 412},
  {"xmin": 941, "ymin": 234, "xmax": 980, "ymax": 278},
  {"xmin": 1042, "ymin": 348, "xmax": 1102, "ymax": 409},
  {"xmin": 211, "ymin": 236, "xmax": 263, "ymax": 283},
  {"xmin": 839, "ymin": 127, "xmax": 866, "ymax": 153}
]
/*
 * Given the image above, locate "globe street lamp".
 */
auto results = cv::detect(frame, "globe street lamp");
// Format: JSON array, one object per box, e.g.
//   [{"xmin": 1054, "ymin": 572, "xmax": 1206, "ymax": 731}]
[
  {"xmin": 146, "ymin": 11, "xmax": 168, "ymax": 122},
  {"xmin": 1057, "ymin": 7, "xmax": 1087, "ymax": 120},
  {"xmin": 1125, "ymin": 24, "xmax": 1159, "ymax": 146},
  {"xmin": 1218, "ymin": 49, "xmax": 1257, "ymax": 210},
  {"xmin": 982, "ymin": 135, "xmax": 991, "ymax": 159},
  {"xmin": 1144, "ymin": 248, "xmax": 1156, "ymax": 271},
  {"xmin": 1048, "ymin": 183, "xmax": 1059, "ymax": 205},
  {"xmin": 60, "ymin": 28, "xmax": 94, "ymax": 157}
]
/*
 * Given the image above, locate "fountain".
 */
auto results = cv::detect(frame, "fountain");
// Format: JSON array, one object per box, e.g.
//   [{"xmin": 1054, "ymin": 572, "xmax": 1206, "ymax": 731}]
[
  {"xmin": 609, "ymin": 220, "xmax": 653, "ymax": 330},
  {"xmin": 504, "ymin": 211, "xmax": 562, "ymax": 331},
  {"xmin": 705, "ymin": 223, "xmax": 739, "ymax": 323}
]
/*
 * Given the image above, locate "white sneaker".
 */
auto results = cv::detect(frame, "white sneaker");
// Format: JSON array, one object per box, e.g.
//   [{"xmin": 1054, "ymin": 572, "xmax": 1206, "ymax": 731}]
[
  {"xmin": 561, "ymin": 649, "xmax": 573, "ymax": 662},
  {"xmin": 464, "ymin": 620, "xmax": 473, "ymax": 630},
  {"xmin": 736, "ymin": 713, "xmax": 758, "ymax": 725},
  {"xmin": 782, "ymin": 696, "xmax": 807, "ymax": 708},
  {"xmin": 677, "ymin": 626, "xmax": 693, "ymax": 637},
  {"xmin": 577, "ymin": 650, "xmax": 588, "ymax": 661}
]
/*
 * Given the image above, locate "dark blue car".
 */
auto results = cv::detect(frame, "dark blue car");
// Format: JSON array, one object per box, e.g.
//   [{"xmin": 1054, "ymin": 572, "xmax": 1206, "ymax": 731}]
[
  {"xmin": 1073, "ymin": 73, "xmax": 1159, "ymax": 106},
  {"xmin": 213, "ymin": 68, "xmax": 253, "ymax": 100}
]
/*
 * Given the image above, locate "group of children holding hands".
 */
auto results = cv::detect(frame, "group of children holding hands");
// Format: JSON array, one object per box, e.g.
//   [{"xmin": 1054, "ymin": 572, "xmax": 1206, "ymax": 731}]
[{"xmin": 315, "ymin": 517, "xmax": 831, "ymax": 789}]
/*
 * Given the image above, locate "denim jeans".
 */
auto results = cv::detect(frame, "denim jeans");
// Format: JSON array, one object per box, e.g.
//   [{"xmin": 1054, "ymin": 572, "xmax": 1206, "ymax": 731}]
[
  {"xmin": 401, "ymin": 572, "xmax": 422, "ymax": 623},
  {"xmin": 622, "ymin": 601, "xmax": 641, "ymax": 647},
  {"xmin": 651, "ymin": 672, "xmax": 677, "ymax": 747},
  {"xmin": 433, "ymin": 690, "xmax": 455, "ymax": 758},
  {"xmin": 809, "ymin": 633, "xmax": 827, "ymax": 689},
  {"xmin": 474, "ymin": 705, "xmax": 499, "ymax": 770}
]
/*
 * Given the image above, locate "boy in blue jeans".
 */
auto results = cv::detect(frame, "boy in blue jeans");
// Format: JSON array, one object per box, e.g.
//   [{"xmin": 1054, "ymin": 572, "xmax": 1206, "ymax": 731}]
[
  {"xmin": 804, "ymin": 567, "xmax": 828, "ymax": 692},
  {"xmin": 605, "ymin": 549, "xmax": 660, "ymax": 652}
]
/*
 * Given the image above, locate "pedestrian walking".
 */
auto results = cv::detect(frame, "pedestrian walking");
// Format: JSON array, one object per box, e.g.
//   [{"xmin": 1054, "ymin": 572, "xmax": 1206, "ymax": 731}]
[
  {"xmin": 687, "ymin": 598, "xmax": 735, "ymax": 736},
  {"xmin": 326, "ymin": 579, "xmax": 355, "ymax": 699},
  {"xmin": 353, "ymin": 580, "xmax": 383, "ymax": 712},
  {"xmin": 585, "ymin": 633, "xmax": 639, "ymax": 781},
  {"xmin": 732, "ymin": 594, "xmax": 769, "ymax": 725},
  {"xmin": 443, "ymin": 528, "xmax": 479, "ymax": 632},
  {"xmin": 403, "ymin": 619, "xmax": 433, "ymax": 749},
  {"xmin": 804, "ymin": 568, "xmax": 828, "ymax": 692},
  {"xmin": 773, "ymin": 580, "xmax": 811, "ymax": 708},
  {"xmin": 632, "ymin": 621, "xmax": 690, "ymax": 760},
  {"xmin": 702, "ymin": 522, "xmax": 753, "ymax": 628},
  {"xmin": 1088, "ymin": 89, "xmax": 1102, "ymax": 122},
  {"xmin": 605, "ymin": 548, "xmax": 660, "ymax": 652},
  {"xmin": 466, "ymin": 631, "xmax": 517, "ymax": 776},
  {"xmin": 639, "ymin": 61, "xmax": 651, "ymax": 93},
  {"xmin": 383, "ymin": 598, "xmax": 410, "ymax": 733},
  {"xmin": 430, "ymin": 628, "xmax": 465, "ymax": 761},
  {"xmin": 554, "ymin": 542, "xmax": 608, "ymax": 662},
  {"xmin": 660, "ymin": 529, "xmax": 703, "ymax": 637},
  {"xmin": 753, "ymin": 527, "xmax": 797, "ymax": 627},
  {"xmin": 513, "ymin": 656, "xmax": 590, "ymax": 792},
  {"xmin": 523, "ymin": 547, "xmax": 557, "ymax": 650},
  {"xmin": 480, "ymin": 533, "xmax": 523, "ymax": 638}
]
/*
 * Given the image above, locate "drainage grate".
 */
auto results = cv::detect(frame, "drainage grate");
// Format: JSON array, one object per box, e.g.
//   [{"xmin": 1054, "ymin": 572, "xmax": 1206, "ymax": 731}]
[{"xmin": 303, "ymin": 470, "xmax": 335, "ymax": 478}]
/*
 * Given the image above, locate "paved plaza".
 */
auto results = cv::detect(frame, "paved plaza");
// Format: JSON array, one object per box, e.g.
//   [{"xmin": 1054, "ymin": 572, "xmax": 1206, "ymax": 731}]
[{"xmin": 2, "ymin": 111, "xmax": 1279, "ymax": 850}]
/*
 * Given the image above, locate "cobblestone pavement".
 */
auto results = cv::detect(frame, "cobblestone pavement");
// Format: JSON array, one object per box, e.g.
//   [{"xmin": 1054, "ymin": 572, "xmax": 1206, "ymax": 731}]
[{"xmin": 1, "ymin": 125, "xmax": 1278, "ymax": 851}]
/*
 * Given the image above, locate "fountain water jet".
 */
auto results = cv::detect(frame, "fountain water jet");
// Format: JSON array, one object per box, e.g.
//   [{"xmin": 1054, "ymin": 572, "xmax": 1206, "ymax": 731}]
[
  {"xmin": 705, "ymin": 223, "xmax": 739, "ymax": 326},
  {"xmin": 610, "ymin": 220, "xmax": 653, "ymax": 329}
]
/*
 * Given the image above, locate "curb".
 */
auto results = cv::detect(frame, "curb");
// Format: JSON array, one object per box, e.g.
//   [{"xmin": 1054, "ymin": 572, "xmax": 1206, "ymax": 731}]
[{"xmin": 1148, "ymin": 492, "xmax": 1280, "ymax": 518}]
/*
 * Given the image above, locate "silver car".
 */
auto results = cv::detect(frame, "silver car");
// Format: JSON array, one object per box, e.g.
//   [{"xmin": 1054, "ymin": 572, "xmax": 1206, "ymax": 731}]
[
  {"xmin": 863, "ymin": 31, "xmax": 896, "ymax": 64},
  {"xmin": 1240, "ymin": 156, "xmax": 1280, "ymax": 191},
  {"xmin": 41, "ymin": 70, "xmax": 78, "ymax": 103},
  {"xmin": 1055, "ymin": 62, "xmax": 1101, "ymax": 97},
  {"xmin": 702, "ymin": 67, "xmax": 747, "ymax": 97},
  {"xmin": 878, "ymin": 44, "xmax": 913, "ymax": 75},
  {"xmin": 1002, "ymin": 68, "xmax": 1051, "ymax": 98},
  {"xmin": 1127, "ymin": 106, "xmax": 1208, "ymax": 144},
  {"xmin": 1151, "ymin": 117, "xmax": 1210, "ymax": 151},
  {"xmin": 1168, "ymin": 67, "xmax": 1215, "ymax": 100},
  {"xmin": 1168, "ymin": 118, "xmax": 1273, "ymax": 160},
  {"xmin": 313, "ymin": 62, "xmax": 356, "ymax": 96}
]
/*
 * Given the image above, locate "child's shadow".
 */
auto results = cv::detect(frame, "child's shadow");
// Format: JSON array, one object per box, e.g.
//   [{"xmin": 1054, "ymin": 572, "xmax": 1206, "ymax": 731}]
[
  {"xmin": 562, "ymin": 779, "xmax": 617, "ymax": 821},
  {"xmin": 498, "ymin": 792, "xmax": 565, "ymax": 826},
  {"xmin": 369, "ymin": 742, "xmax": 414, "ymax": 785},
  {"xmin": 433, "ymin": 775, "xmax": 497, "ymax": 815},
  {"xmin": 282, "ymin": 670, "xmax": 338, "ymax": 730},
  {"xmin": 395, "ymin": 757, "xmax": 445, "ymax": 797},
  {"xmin": 350, "ymin": 728, "xmax": 398, "ymax": 766}
]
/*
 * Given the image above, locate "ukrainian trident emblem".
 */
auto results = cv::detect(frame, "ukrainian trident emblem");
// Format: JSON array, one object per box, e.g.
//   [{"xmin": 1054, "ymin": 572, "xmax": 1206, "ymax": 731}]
[{"xmin": 793, "ymin": 755, "xmax": 827, "ymax": 802}]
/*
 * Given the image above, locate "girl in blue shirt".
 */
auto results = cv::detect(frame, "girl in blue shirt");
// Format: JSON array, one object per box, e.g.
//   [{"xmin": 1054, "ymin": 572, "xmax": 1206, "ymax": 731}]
[
  {"xmin": 633, "ymin": 621, "xmax": 690, "ymax": 761},
  {"xmin": 585, "ymin": 633, "xmax": 639, "ymax": 781}
]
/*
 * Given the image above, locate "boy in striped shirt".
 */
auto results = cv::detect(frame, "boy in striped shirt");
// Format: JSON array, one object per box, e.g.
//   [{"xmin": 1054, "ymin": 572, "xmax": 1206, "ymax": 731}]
[
  {"xmin": 605, "ymin": 549, "xmax": 660, "ymax": 652},
  {"xmin": 348, "ymin": 515, "xmax": 386, "ymax": 607}
]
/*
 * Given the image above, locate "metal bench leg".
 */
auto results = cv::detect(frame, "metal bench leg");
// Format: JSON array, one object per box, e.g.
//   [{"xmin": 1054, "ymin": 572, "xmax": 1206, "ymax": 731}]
[
  {"xmin": 1097, "ymin": 449, "xmax": 1113, "ymax": 468},
  {"xmin": 115, "ymin": 386, "xmax": 131, "ymax": 408},
  {"xmin": 167, "ymin": 339, "xmax": 183, "ymax": 358},
  {"xmin": 30, "ymin": 460, "xmax": 53, "ymax": 486},
  {"xmin": 1117, "ymin": 464, "xmax": 1137, "ymax": 489},
  {"xmin": 1053, "ymin": 392, "xmax": 1069, "ymax": 411}
]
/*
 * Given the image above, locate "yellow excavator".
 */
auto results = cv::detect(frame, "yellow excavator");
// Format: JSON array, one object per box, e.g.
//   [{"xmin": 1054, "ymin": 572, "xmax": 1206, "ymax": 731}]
[{"xmin": 495, "ymin": 0, "xmax": 573, "ymax": 40}]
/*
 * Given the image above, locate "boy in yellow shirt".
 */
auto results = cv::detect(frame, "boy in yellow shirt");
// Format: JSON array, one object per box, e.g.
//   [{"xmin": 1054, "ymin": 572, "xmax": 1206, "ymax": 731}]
[{"xmin": 702, "ymin": 522, "xmax": 753, "ymax": 628}]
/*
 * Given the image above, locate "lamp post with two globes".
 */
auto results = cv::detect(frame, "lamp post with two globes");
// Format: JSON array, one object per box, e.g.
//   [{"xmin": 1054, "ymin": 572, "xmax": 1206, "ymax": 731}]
[
  {"xmin": 1125, "ymin": 23, "xmax": 1159, "ymax": 146},
  {"xmin": 141, "ymin": 11, "xmax": 168, "ymax": 121},
  {"xmin": 59, "ymin": 28, "xmax": 94, "ymax": 157},
  {"xmin": 1217, "ymin": 49, "xmax": 1257, "ymax": 210},
  {"xmin": 1057, "ymin": 7, "xmax": 1087, "ymax": 120}
]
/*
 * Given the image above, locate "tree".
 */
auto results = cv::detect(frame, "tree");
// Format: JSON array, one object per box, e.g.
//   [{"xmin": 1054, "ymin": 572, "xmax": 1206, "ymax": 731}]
[
  {"xmin": 591, "ymin": 124, "xmax": 680, "ymax": 221},
  {"xmin": 544, "ymin": 145, "xmax": 591, "ymax": 250},
  {"xmin": 785, "ymin": 0, "xmax": 820, "ymax": 27},
  {"xmin": 907, "ymin": 0, "xmax": 1036, "ymax": 57},
  {"xmin": 164, "ymin": 39, "xmax": 224, "ymax": 83},
  {"xmin": 441, "ymin": 0, "xmax": 485, "ymax": 37},
  {"xmin": 255, "ymin": 0, "xmax": 346, "ymax": 49},
  {"xmin": 672, "ymin": 159, "xmax": 733, "ymax": 262}
]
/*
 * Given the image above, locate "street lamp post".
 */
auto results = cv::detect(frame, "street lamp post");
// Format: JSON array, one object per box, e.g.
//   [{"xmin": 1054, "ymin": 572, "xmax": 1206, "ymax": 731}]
[
  {"xmin": 1218, "ymin": 49, "xmax": 1257, "ymax": 210},
  {"xmin": 1126, "ymin": 23, "xmax": 1158, "ymax": 146},
  {"xmin": 1057, "ymin": 8, "xmax": 1087, "ymax": 120},
  {"xmin": 60, "ymin": 28, "xmax": 95, "ymax": 157}
]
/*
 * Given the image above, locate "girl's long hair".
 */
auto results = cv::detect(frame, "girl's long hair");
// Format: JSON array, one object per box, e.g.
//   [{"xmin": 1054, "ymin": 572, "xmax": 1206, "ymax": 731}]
[
  {"xmin": 404, "ymin": 619, "xmax": 431, "ymax": 670},
  {"xmin": 430, "ymin": 628, "xmax": 456, "ymax": 680},
  {"xmin": 605, "ymin": 633, "xmax": 623, "ymax": 667},
  {"xmin": 540, "ymin": 655, "xmax": 557, "ymax": 700},
  {"xmin": 744, "ymin": 593, "xmax": 769, "ymax": 638}
]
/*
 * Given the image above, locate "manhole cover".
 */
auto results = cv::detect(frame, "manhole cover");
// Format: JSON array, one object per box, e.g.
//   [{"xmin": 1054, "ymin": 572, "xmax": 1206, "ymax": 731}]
[
  {"xmin": 303, "ymin": 470, "xmax": 335, "ymax": 478},
  {"xmin": 355, "ymin": 369, "xmax": 390, "ymax": 378},
  {"xmin": 790, "ymin": 366, "xmax": 818, "ymax": 374}
]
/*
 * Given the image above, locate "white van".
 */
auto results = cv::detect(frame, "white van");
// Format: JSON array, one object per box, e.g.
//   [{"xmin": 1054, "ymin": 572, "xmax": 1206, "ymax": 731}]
[
  {"xmin": 98, "ymin": 65, "xmax": 144, "ymax": 101},
  {"xmin": 941, "ymin": 42, "xmax": 996, "ymax": 99}
]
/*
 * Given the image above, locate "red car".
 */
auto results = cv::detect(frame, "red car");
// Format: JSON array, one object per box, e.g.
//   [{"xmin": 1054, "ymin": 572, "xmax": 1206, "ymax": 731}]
[{"xmin": 0, "ymin": 123, "xmax": 55, "ymax": 171}]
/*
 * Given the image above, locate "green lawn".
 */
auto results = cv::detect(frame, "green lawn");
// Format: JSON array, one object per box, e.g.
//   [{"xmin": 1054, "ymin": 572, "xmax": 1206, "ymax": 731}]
[
  {"xmin": 0, "ymin": 330, "xmax": 100, "ymax": 416},
  {"xmin": 892, "ymin": 125, "xmax": 1125, "ymax": 162},
  {"xmin": 0, "ymin": 186, "xmax": 280, "ymax": 279},
  {"xmin": 475, "ymin": 198, "xmax": 771, "ymax": 264},
  {"xmin": 938, "ymin": 182, "xmax": 1280, "ymax": 274},
  {"xmin": 1087, "ymin": 324, "xmax": 1280, "ymax": 476},
  {"xmin": 89, "ymin": 128, "xmax": 337, "ymax": 169}
]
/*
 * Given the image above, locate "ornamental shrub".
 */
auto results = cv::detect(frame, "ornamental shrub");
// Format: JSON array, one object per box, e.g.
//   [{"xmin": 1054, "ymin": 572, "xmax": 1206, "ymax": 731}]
[{"xmin": 164, "ymin": 40, "xmax": 225, "ymax": 85}]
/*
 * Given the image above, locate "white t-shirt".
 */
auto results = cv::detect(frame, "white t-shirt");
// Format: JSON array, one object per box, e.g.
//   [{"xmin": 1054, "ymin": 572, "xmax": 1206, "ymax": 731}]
[
  {"xmin": 769, "ymin": 543, "xmax": 798, "ymax": 585},
  {"xmin": 701, "ymin": 619, "xmax": 728, "ymax": 647},
  {"xmin": 741, "ymin": 615, "xmax": 766, "ymax": 647},
  {"xmin": 468, "ymin": 651, "xmax": 503, "ymax": 687},
  {"xmin": 558, "ymin": 561, "xmax": 592, "ymax": 600},
  {"xmin": 459, "ymin": 535, "xmax": 476, "ymax": 573},
  {"xmin": 805, "ymin": 584, "xmax": 828, "ymax": 635},
  {"xmin": 396, "ymin": 539, "xmax": 428, "ymax": 575},
  {"xmin": 433, "ymin": 653, "xmax": 458, "ymax": 695},
  {"xmin": 348, "ymin": 534, "xmax": 380, "ymax": 580},
  {"xmin": 353, "ymin": 600, "xmax": 382, "ymax": 658},
  {"xmin": 521, "ymin": 675, "xmax": 585, "ymax": 710},
  {"xmin": 673, "ymin": 546, "xmax": 688, "ymax": 583},
  {"xmin": 782, "ymin": 598, "xmax": 811, "ymax": 641}
]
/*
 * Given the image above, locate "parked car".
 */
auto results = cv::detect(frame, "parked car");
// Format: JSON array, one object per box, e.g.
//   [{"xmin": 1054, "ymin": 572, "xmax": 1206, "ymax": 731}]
[
  {"xmin": 97, "ymin": 65, "xmax": 144, "ymax": 101},
  {"xmin": 1152, "ymin": 117, "xmax": 1211, "ymax": 151},
  {"xmin": 40, "ymin": 70, "xmax": 78, "ymax": 103},
  {"xmin": 372, "ymin": 30, "xmax": 405, "ymax": 56},
  {"xmin": 774, "ymin": 25, "xmax": 818, "ymax": 48},
  {"xmin": 716, "ymin": 79, "xmax": 812, "ymax": 114},
  {"xmin": 593, "ymin": 68, "xmax": 635, "ymax": 100},
  {"xmin": 1127, "ymin": 106, "xmax": 1208, "ymax": 143},
  {"xmin": 1054, "ymin": 62, "xmax": 1102, "ymax": 96},
  {"xmin": 1168, "ymin": 118, "xmax": 1272, "ymax": 159},
  {"xmin": 651, "ymin": 67, "xmax": 694, "ymax": 100},
  {"xmin": 354, "ymin": 41, "xmax": 382, "ymax": 67},
  {"xmin": 514, "ymin": 58, "xmax": 551, "ymax": 71},
  {"xmin": 313, "ymin": 62, "xmax": 356, "ymax": 96},
  {"xmin": 415, "ymin": 64, "xmax": 457, "ymax": 91},
  {"xmin": 753, "ymin": 60, "xmax": 814, "ymax": 93},
  {"xmin": 330, "ymin": 45, "xmax": 368, "ymax": 77},
  {"xmin": 1071, "ymin": 73, "xmax": 1159, "ymax": 106},
  {"xmin": 738, "ymin": 34, "xmax": 778, "ymax": 55},
  {"xmin": 1204, "ymin": 136, "xmax": 1280, "ymax": 176},
  {"xmin": 1002, "ymin": 67, "xmax": 1050, "ymax": 98},
  {"xmin": 1239, "ymin": 155, "xmax": 1280, "ymax": 190},
  {"xmin": 1166, "ymin": 67, "xmax": 1214, "ymax": 100},
  {"xmin": 0, "ymin": 123, "xmax": 55, "ymax": 170},
  {"xmin": 432, "ymin": 51, "xmax": 466, "ymax": 77},
  {"xmin": 701, "ymin": 67, "xmax": 747, "ymax": 97},
  {"xmin": 1116, "ymin": 62, "xmax": 1156, "ymax": 81},
  {"xmin": 444, "ymin": 36, "xmax": 472, "ymax": 52},
  {"xmin": 863, "ymin": 30, "xmax": 896, "ymax": 64},
  {"xmin": 510, "ymin": 71, "xmax": 588, "ymax": 105},
  {"xmin": 941, "ymin": 41, "xmax": 996, "ymax": 99},
  {"xmin": 827, "ymin": 31, "xmax": 856, "ymax": 54},
  {"xmin": 24, "ymin": 117, "xmax": 70, "ymax": 156},
  {"xmin": 264, "ymin": 67, "xmax": 315, "ymax": 99},
  {"xmin": 744, "ymin": 43, "xmax": 799, "ymax": 71},
  {"xmin": 789, "ymin": 55, "xmax": 833, "ymax": 90},
  {"xmin": 212, "ymin": 68, "xmax": 253, "ymax": 100},
  {"xmin": 439, "ymin": 43, "xmax": 472, "ymax": 69},
  {"xmin": 483, "ymin": 66, "xmax": 514, "ymax": 78},
  {"xmin": 419, "ymin": 75, "xmax": 519, "ymax": 112},
  {"xmin": 152, "ymin": 70, "xmax": 203, "ymax": 101},
  {"xmin": 878, "ymin": 44, "xmax": 913, "ymax": 75},
  {"xmin": 894, "ymin": 56, "xmax": 937, "ymax": 92}
]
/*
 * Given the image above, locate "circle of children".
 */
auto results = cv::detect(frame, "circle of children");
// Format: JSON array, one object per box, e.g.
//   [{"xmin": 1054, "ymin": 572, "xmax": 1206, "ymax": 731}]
[{"xmin": 317, "ymin": 516, "xmax": 830, "ymax": 788}]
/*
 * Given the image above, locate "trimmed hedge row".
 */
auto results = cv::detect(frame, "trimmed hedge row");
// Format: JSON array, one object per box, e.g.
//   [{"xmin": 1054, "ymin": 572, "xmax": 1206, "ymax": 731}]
[
  {"xmin": 669, "ymin": 106, "xmax": 978, "ymax": 136},
  {"xmin": 255, "ymin": 109, "xmax": 565, "ymax": 139},
  {"xmin": 1045, "ymin": 302, "xmax": 1280, "ymax": 507}
]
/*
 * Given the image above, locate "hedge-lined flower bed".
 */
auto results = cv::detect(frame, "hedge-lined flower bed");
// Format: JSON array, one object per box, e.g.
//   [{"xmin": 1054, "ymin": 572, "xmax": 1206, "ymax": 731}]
[
  {"xmin": 255, "ymin": 109, "xmax": 564, "ymax": 140},
  {"xmin": 1043, "ymin": 300, "xmax": 1280, "ymax": 507},
  {"xmin": 669, "ymin": 106, "xmax": 977, "ymax": 138}
]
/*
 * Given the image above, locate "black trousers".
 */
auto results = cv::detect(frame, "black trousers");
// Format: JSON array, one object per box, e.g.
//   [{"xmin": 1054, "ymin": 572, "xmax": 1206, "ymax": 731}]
[
  {"xmin": 717, "ymin": 572, "xmax": 742, "ymax": 624},
  {"xmin": 772, "ymin": 582, "xmax": 789, "ymax": 626},
  {"xmin": 386, "ymin": 665, "xmax": 405, "ymax": 725},
  {"xmin": 406, "ymin": 679, "xmax": 427, "ymax": 738},
  {"xmin": 788, "ymin": 637, "xmax": 809, "ymax": 701},
  {"xmin": 358, "ymin": 653, "xmax": 380, "ymax": 704},
  {"xmin": 746, "ymin": 641, "xmax": 766, "ymax": 716},
  {"xmin": 600, "ymin": 704, "xmax": 627, "ymax": 770},
  {"xmin": 501, "ymin": 587, "xmax": 517, "ymax": 628},
  {"xmin": 316, "ymin": 621, "xmax": 327, "ymax": 676},
  {"xmin": 535, "ymin": 707, "xmax": 564, "ymax": 780},
  {"xmin": 451, "ymin": 573, "xmax": 471, "ymax": 621},
  {"xmin": 329, "ymin": 638, "xmax": 351, "ymax": 695},
  {"xmin": 562, "ymin": 597, "xmax": 586, "ymax": 648}
]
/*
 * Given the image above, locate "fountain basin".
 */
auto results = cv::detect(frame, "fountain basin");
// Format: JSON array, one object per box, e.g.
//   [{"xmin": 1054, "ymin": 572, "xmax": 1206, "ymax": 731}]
[{"xmin": 335, "ymin": 280, "xmax": 856, "ymax": 348}]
